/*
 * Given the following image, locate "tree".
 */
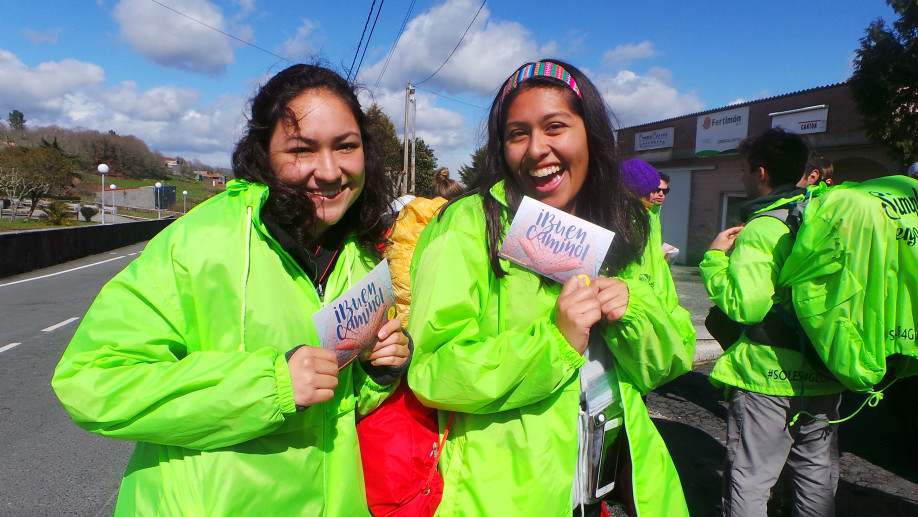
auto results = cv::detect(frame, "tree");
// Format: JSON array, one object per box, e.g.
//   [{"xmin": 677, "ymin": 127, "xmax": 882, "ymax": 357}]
[
  {"xmin": 42, "ymin": 200, "xmax": 73, "ymax": 226},
  {"xmin": 849, "ymin": 0, "xmax": 918, "ymax": 164},
  {"xmin": 458, "ymin": 146, "xmax": 487, "ymax": 189},
  {"xmin": 22, "ymin": 140, "xmax": 79, "ymax": 219},
  {"xmin": 8, "ymin": 110, "xmax": 25, "ymax": 131},
  {"xmin": 364, "ymin": 104, "xmax": 405, "ymax": 192},
  {"xmin": 0, "ymin": 141, "xmax": 78, "ymax": 221},
  {"xmin": 78, "ymin": 130, "xmax": 167, "ymax": 179},
  {"xmin": 80, "ymin": 205, "xmax": 99, "ymax": 222},
  {"xmin": 411, "ymin": 138, "xmax": 440, "ymax": 196},
  {"xmin": 0, "ymin": 146, "xmax": 29, "ymax": 221}
]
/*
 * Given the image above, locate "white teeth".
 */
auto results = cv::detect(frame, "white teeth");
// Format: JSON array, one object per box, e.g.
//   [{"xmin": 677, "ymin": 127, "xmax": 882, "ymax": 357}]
[
  {"xmin": 529, "ymin": 165, "xmax": 561, "ymax": 178},
  {"xmin": 310, "ymin": 189, "xmax": 341, "ymax": 198}
]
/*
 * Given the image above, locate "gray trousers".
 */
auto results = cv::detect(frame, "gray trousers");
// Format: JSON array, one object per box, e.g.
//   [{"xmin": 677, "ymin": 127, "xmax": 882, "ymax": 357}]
[{"xmin": 722, "ymin": 389, "xmax": 841, "ymax": 517}]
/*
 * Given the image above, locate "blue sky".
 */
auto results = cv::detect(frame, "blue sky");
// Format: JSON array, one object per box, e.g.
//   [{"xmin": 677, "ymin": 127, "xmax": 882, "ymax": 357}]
[{"xmin": 0, "ymin": 0, "xmax": 898, "ymax": 176}]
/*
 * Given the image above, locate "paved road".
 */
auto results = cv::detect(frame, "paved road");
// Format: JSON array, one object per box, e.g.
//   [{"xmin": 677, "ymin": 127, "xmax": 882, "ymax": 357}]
[{"xmin": 0, "ymin": 244, "xmax": 145, "ymax": 517}]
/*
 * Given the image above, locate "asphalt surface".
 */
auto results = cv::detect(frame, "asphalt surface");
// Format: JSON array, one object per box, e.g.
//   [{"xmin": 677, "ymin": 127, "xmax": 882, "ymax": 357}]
[
  {"xmin": 649, "ymin": 266, "xmax": 918, "ymax": 517},
  {"xmin": 0, "ymin": 245, "xmax": 145, "ymax": 517}
]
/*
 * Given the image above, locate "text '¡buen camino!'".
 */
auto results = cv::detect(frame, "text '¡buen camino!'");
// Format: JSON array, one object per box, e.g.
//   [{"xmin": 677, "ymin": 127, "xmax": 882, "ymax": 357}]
[
  {"xmin": 526, "ymin": 209, "xmax": 591, "ymax": 263},
  {"xmin": 332, "ymin": 283, "xmax": 386, "ymax": 340}
]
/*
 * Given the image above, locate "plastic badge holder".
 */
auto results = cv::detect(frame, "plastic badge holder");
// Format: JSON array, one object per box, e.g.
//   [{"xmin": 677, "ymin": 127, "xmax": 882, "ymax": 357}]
[{"xmin": 580, "ymin": 366, "xmax": 624, "ymax": 504}]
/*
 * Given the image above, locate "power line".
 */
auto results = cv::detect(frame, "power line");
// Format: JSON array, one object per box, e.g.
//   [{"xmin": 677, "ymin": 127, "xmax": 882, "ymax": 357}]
[
  {"xmin": 352, "ymin": 0, "xmax": 387, "ymax": 82},
  {"xmin": 148, "ymin": 0, "xmax": 288, "ymax": 63},
  {"xmin": 346, "ymin": 0, "xmax": 378, "ymax": 82},
  {"xmin": 374, "ymin": 0, "xmax": 417, "ymax": 89},
  {"xmin": 412, "ymin": 85, "xmax": 488, "ymax": 111},
  {"xmin": 413, "ymin": 0, "xmax": 486, "ymax": 86},
  {"xmin": 147, "ymin": 0, "xmax": 487, "ymax": 116}
]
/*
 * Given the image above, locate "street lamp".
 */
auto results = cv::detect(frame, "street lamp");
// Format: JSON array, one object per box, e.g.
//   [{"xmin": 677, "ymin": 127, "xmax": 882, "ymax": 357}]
[
  {"xmin": 98, "ymin": 164, "xmax": 109, "ymax": 224},
  {"xmin": 182, "ymin": 190, "xmax": 188, "ymax": 214},
  {"xmin": 109, "ymin": 184, "xmax": 117, "ymax": 221},
  {"xmin": 155, "ymin": 182, "xmax": 163, "ymax": 219}
]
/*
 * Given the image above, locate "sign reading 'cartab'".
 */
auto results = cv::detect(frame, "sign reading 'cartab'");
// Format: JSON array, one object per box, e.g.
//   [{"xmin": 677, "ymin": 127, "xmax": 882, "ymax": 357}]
[{"xmin": 771, "ymin": 106, "xmax": 829, "ymax": 135}]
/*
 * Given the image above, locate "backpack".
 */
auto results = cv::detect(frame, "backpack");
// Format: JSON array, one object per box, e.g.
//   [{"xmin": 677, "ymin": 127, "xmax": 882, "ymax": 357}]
[
  {"xmin": 358, "ymin": 382, "xmax": 454, "ymax": 517},
  {"xmin": 358, "ymin": 197, "xmax": 454, "ymax": 517},
  {"xmin": 777, "ymin": 176, "xmax": 918, "ymax": 393},
  {"xmin": 702, "ymin": 200, "xmax": 815, "ymax": 355}
]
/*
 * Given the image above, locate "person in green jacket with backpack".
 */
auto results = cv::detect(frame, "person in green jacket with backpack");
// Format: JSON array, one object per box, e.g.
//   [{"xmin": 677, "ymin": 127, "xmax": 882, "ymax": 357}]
[
  {"xmin": 52, "ymin": 64, "xmax": 411, "ymax": 516},
  {"xmin": 407, "ymin": 60, "xmax": 695, "ymax": 517},
  {"xmin": 700, "ymin": 128, "xmax": 845, "ymax": 517}
]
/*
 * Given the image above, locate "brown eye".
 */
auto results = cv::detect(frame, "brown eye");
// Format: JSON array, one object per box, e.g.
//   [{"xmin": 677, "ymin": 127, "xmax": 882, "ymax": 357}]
[{"xmin": 505, "ymin": 129, "xmax": 527, "ymax": 142}]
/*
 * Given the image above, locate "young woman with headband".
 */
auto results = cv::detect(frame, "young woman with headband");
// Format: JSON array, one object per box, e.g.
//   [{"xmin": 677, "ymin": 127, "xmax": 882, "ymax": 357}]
[{"xmin": 406, "ymin": 60, "xmax": 695, "ymax": 516}]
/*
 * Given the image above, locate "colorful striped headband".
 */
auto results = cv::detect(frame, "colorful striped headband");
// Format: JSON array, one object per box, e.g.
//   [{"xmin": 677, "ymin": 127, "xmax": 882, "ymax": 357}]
[{"xmin": 500, "ymin": 61, "xmax": 582, "ymax": 104}]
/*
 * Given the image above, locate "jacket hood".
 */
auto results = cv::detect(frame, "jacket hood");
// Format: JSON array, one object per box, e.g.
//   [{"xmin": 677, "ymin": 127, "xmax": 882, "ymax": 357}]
[{"xmin": 740, "ymin": 183, "xmax": 804, "ymax": 222}]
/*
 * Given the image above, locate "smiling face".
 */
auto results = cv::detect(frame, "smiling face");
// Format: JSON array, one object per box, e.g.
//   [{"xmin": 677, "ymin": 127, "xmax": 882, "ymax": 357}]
[
  {"xmin": 502, "ymin": 86, "xmax": 589, "ymax": 214},
  {"xmin": 269, "ymin": 89, "xmax": 366, "ymax": 241}
]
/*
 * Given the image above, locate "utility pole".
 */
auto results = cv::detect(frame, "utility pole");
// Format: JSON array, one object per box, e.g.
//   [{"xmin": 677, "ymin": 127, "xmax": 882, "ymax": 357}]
[
  {"xmin": 410, "ymin": 97, "xmax": 417, "ymax": 195},
  {"xmin": 402, "ymin": 82, "xmax": 412, "ymax": 196}
]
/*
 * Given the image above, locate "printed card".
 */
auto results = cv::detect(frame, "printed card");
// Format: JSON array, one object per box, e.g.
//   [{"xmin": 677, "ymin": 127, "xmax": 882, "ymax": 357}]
[
  {"xmin": 498, "ymin": 196, "xmax": 616, "ymax": 283},
  {"xmin": 312, "ymin": 259, "xmax": 396, "ymax": 369}
]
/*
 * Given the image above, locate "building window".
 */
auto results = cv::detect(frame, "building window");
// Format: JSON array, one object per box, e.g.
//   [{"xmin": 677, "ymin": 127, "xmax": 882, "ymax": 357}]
[{"xmin": 721, "ymin": 193, "xmax": 747, "ymax": 230}]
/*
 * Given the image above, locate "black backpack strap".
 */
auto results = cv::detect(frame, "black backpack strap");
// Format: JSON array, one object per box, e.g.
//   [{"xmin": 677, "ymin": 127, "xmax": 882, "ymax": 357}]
[{"xmin": 745, "ymin": 197, "xmax": 834, "ymax": 379}]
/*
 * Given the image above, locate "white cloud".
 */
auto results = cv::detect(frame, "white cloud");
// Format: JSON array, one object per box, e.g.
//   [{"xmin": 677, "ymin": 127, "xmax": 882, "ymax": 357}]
[
  {"xmin": 591, "ymin": 67, "xmax": 706, "ymax": 126},
  {"xmin": 21, "ymin": 28, "xmax": 64, "ymax": 45},
  {"xmin": 0, "ymin": 50, "xmax": 105, "ymax": 113},
  {"xmin": 351, "ymin": 0, "xmax": 711, "ymax": 174},
  {"xmin": 279, "ymin": 19, "xmax": 318, "ymax": 60},
  {"xmin": 112, "ymin": 0, "xmax": 241, "ymax": 75},
  {"xmin": 105, "ymin": 82, "xmax": 202, "ymax": 121},
  {"xmin": 602, "ymin": 41, "xmax": 657, "ymax": 68},
  {"xmin": 729, "ymin": 90, "xmax": 769, "ymax": 106},
  {"xmin": 353, "ymin": 0, "xmax": 559, "ymax": 173},
  {"xmin": 0, "ymin": 49, "xmax": 242, "ymax": 168},
  {"xmin": 233, "ymin": 0, "xmax": 256, "ymax": 19},
  {"xmin": 358, "ymin": 0, "xmax": 547, "ymax": 96}
]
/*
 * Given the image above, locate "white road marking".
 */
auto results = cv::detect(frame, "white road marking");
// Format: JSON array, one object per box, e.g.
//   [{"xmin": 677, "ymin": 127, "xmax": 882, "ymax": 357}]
[
  {"xmin": 0, "ymin": 343, "xmax": 22, "ymax": 353},
  {"xmin": 0, "ymin": 254, "xmax": 134, "ymax": 288},
  {"xmin": 42, "ymin": 317, "xmax": 80, "ymax": 333}
]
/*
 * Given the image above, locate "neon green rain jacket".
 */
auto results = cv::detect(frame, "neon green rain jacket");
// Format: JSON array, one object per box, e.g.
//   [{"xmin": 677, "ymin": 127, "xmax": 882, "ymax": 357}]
[
  {"xmin": 777, "ymin": 177, "xmax": 918, "ymax": 392},
  {"xmin": 406, "ymin": 182, "xmax": 695, "ymax": 517},
  {"xmin": 52, "ymin": 179, "xmax": 392, "ymax": 516},
  {"xmin": 700, "ymin": 186, "xmax": 845, "ymax": 396}
]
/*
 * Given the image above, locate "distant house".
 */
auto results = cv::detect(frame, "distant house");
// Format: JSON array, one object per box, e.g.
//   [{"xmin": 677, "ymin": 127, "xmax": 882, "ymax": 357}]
[
  {"xmin": 162, "ymin": 157, "xmax": 178, "ymax": 169},
  {"xmin": 195, "ymin": 172, "xmax": 227, "ymax": 187}
]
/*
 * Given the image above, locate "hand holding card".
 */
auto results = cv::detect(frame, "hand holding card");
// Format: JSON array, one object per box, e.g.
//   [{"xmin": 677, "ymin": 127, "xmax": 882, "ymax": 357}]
[{"xmin": 312, "ymin": 259, "xmax": 397, "ymax": 369}]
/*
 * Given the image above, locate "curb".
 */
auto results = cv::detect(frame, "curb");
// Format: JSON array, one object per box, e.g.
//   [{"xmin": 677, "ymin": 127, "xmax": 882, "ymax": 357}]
[{"xmin": 694, "ymin": 338, "xmax": 723, "ymax": 365}]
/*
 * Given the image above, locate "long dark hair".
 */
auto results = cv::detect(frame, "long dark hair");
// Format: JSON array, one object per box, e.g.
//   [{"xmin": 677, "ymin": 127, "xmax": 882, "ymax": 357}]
[
  {"xmin": 232, "ymin": 63, "xmax": 392, "ymax": 255},
  {"xmin": 457, "ymin": 59, "xmax": 648, "ymax": 277}
]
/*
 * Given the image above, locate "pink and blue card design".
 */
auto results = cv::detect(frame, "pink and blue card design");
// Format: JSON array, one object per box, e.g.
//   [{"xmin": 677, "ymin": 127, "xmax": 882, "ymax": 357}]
[
  {"xmin": 312, "ymin": 259, "xmax": 396, "ymax": 369},
  {"xmin": 498, "ymin": 197, "xmax": 616, "ymax": 283}
]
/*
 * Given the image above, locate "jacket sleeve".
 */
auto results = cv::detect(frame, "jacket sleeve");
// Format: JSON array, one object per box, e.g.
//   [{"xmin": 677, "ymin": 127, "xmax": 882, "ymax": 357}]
[
  {"xmin": 699, "ymin": 217, "xmax": 792, "ymax": 324},
  {"xmin": 598, "ymin": 244, "xmax": 696, "ymax": 394},
  {"xmin": 406, "ymin": 224, "xmax": 585, "ymax": 414},
  {"xmin": 353, "ymin": 362, "xmax": 399, "ymax": 416},
  {"xmin": 51, "ymin": 255, "xmax": 298, "ymax": 451}
]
